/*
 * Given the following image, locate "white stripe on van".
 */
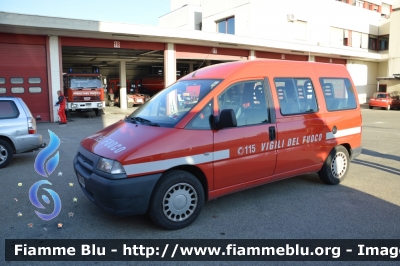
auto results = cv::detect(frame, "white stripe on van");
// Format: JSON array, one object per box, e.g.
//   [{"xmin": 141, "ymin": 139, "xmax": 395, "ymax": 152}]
[
  {"xmin": 326, "ymin": 126, "xmax": 361, "ymax": 140},
  {"xmin": 123, "ymin": 149, "xmax": 230, "ymax": 176}
]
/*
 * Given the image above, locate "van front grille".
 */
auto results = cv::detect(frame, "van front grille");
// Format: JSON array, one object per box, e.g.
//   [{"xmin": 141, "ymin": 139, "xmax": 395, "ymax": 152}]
[{"xmin": 79, "ymin": 152, "xmax": 93, "ymax": 166}]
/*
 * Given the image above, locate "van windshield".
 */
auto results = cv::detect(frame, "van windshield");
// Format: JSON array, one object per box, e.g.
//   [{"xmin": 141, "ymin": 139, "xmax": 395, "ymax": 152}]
[{"xmin": 127, "ymin": 79, "xmax": 221, "ymax": 127}]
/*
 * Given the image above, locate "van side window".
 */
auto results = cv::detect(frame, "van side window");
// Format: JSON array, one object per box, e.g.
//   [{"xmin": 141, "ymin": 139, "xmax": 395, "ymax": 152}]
[
  {"xmin": 320, "ymin": 78, "xmax": 357, "ymax": 111},
  {"xmin": 274, "ymin": 78, "xmax": 318, "ymax": 115},
  {"xmin": 217, "ymin": 81, "xmax": 269, "ymax": 126},
  {"xmin": 186, "ymin": 100, "xmax": 213, "ymax": 130}
]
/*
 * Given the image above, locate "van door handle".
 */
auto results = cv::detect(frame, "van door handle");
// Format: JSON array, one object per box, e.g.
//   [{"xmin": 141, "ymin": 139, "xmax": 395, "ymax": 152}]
[{"xmin": 269, "ymin": 126, "xmax": 276, "ymax": 141}]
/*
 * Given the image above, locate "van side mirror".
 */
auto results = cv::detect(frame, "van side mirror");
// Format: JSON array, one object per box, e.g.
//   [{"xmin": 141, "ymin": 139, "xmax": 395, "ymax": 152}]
[{"xmin": 214, "ymin": 109, "xmax": 237, "ymax": 130}]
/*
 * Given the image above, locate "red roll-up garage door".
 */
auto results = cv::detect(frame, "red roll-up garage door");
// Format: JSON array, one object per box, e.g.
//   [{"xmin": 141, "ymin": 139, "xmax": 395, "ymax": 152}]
[
  {"xmin": 0, "ymin": 34, "xmax": 49, "ymax": 122},
  {"xmin": 315, "ymin": 56, "xmax": 347, "ymax": 65}
]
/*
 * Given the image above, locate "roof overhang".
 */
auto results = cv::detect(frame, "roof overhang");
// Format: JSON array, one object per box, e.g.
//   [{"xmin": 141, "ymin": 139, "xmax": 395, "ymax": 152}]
[
  {"xmin": 376, "ymin": 75, "xmax": 400, "ymax": 81},
  {"xmin": 0, "ymin": 12, "xmax": 384, "ymax": 62}
]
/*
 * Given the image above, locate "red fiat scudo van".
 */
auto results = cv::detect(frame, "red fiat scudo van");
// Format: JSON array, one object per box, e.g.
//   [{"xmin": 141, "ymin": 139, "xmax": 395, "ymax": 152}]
[{"xmin": 74, "ymin": 60, "xmax": 362, "ymax": 230}]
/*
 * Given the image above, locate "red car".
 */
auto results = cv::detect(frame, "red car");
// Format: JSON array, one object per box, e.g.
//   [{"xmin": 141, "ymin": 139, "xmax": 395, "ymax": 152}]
[{"xmin": 369, "ymin": 92, "xmax": 400, "ymax": 110}]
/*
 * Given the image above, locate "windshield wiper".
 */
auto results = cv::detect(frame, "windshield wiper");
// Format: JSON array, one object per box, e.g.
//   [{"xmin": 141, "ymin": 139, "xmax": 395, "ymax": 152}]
[{"xmin": 129, "ymin": 117, "xmax": 160, "ymax": 127}]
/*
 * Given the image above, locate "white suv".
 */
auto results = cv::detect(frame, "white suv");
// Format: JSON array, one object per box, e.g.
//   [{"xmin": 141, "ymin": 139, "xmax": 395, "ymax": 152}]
[{"xmin": 0, "ymin": 96, "xmax": 44, "ymax": 168}]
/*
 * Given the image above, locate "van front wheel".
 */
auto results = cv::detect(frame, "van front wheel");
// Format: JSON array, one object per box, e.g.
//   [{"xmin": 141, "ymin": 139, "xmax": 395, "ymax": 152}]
[
  {"xmin": 318, "ymin": 145, "xmax": 349, "ymax": 185},
  {"xmin": 148, "ymin": 170, "xmax": 204, "ymax": 230}
]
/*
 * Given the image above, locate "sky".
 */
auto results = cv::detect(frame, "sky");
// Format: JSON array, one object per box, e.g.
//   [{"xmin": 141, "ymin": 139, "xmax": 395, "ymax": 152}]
[{"xmin": 0, "ymin": 0, "xmax": 171, "ymax": 26}]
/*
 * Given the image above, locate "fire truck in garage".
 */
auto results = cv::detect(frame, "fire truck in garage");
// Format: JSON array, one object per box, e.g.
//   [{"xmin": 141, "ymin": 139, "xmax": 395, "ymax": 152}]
[
  {"xmin": 106, "ymin": 78, "xmax": 150, "ymax": 107},
  {"xmin": 63, "ymin": 73, "xmax": 105, "ymax": 117}
]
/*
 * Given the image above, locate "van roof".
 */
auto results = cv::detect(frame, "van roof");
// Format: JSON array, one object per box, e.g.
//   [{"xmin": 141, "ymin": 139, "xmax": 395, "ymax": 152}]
[{"xmin": 180, "ymin": 59, "xmax": 347, "ymax": 80}]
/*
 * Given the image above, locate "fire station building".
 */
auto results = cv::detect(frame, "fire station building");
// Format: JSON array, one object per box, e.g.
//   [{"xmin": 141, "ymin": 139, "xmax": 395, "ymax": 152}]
[{"xmin": 1, "ymin": 0, "xmax": 400, "ymax": 122}]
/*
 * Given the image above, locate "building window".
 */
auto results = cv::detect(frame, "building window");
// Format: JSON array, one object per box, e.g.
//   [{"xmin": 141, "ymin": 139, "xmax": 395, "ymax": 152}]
[
  {"xmin": 11, "ymin": 87, "xmax": 24, "ymax": 93},
  {"xmin": 355, "ymin": 0, "xmax": 364, "ymax": 7},
  {"xmin": 381, "ymin": 3, "xmax": 390, "ymax": 17},
  {"xmin": 294, "ymin": 20, "xmax": 307, "ymax": 40},
  {"xmin": 330, "ymin": 27, "xmax": 344, "ymax": 46},
  {"xmin": 343, "ymin": 30, "xmax": 350, "ymax": 46},
  {"xmin": 28, "ymin": 77, "xmax": 41, "ymax": 84},
  {"xmin": 368, "ymin": 35, "xmax": 389, "ymax": 51},
  {"xmin": 0, "ymin": 78, "xmax": 5, "ymax": 84},
  {"xmin": 29, "ymin": 87, "xmax": 42, "ymax": 93},
  {"xmin": 368, "ymin": 36, "xmax": 377, "ymax": 50},
  {"xmin": 378, "ymin": 36, "xmax": 389, "ymax": 51},
  {"xmin": 10, "ymin": 77, "xmax": 24, "ymax": 84},
  {"xmin": 0, "ymin": 88, "xmax": 6, "ymax": 94},
  {"xmin": 217, "ymin": 17, "xmax": 235, "ymax": 35}
]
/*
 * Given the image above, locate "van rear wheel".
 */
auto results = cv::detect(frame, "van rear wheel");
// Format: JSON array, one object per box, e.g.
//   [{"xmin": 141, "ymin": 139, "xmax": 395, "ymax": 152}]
[
  {"xmin": 318, "ymin": 145, "xmax": 349, "ymax": 185},
  {"xmin": 148, "ymin": 170, "xmax": 204, "ymax": 230},
  {"xmin": 0, "ymin": 139, "xmax": 13, "ymax": 169}
]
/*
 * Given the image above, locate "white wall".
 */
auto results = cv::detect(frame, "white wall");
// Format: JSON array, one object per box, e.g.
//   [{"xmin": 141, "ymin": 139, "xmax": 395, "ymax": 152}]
[
  {"xmin": 49, "ymin": 36, "xmax": 61, "ymax": 122},
  {"xmin": 159, "ymin": 5, "xmax": 202, "ymax": 30},
  {"xmin": 201, "ymin": 0, "xmax": 250, "ymax": 35},
  {"xmin": 378, "ymin": 61, "xmax": 389, "ymax": 77},
  {"xmin": 347, "ymin": 60, "xmax": 378, "ymax": 103},
  {"xmin": 388, "ymin": 1, "xmax": 400, "ymax": 76},
  {"xmin": 200, "ymin": 0, "xmax": 382, "ymax": 47},
  {"xmin": 379, "ymin": 19, "xmax": 391, "ymax": 35}
]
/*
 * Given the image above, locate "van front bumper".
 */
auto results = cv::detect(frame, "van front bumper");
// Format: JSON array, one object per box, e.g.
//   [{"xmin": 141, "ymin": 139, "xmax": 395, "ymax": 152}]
[{"xmin": 73, "ymin": 146, "xmax": 161, "ymax": 216}]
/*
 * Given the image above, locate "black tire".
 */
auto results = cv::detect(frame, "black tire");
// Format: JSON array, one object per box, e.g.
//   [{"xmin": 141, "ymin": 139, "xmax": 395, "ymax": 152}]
[
  {"xmin": 318, "ymin": 145, "xmax": 350, "ymax": 185},
  {"xmin": 148, "ymin": 170, "xmax": 204, "ymax": 230},
  {"xmin": 94, "ymin": 109, "xmax": 102, "ymax": 116},
  {"xmin": 0, "ymin": 139, "xmax": 13, "ymax": 169},
  {"xmin": 368, "ymin": 106, "xmax": 373, "ymax": 109},
  {"xmin": 65, "ymin": 110, "xmax": 71, "ymax": 118}
]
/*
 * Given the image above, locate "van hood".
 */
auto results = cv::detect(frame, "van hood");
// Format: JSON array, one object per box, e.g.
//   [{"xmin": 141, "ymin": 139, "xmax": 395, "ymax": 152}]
[{"xmin": 81, "ymin": 120, "xmax": 172, "ymax": 161}]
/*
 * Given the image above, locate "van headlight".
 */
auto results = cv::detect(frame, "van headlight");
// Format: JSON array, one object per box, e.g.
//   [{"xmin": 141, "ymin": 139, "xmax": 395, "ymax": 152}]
[{"xmin": 97, "ymin": 158, "xmax": 126, "ymax": 174}]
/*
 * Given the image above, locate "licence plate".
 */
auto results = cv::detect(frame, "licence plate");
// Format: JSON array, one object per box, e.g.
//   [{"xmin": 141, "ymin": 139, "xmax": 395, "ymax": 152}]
[
  {"xmin": 77, "ymin": 174, "xmax": 85, "ymax": 188},
  {"xmin": 137, "ymin": 99, "xmax": 143, "ymax": 103}
]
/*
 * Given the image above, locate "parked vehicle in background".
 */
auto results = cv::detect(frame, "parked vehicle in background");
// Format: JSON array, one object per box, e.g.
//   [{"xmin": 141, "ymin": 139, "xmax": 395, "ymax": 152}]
[
  {"xmin": 106, "ymin": 78, "xmax": 150, "ymax": 107},
  {"xmin": 141, "ymin": 75, "xmax": 165, "ymax": 95},
  {"xmin": 0, "ymin": 96, "xmax": 44, "ymax": 168},
  {"xmin": 368, "ymin": 92, "xmax": 400, "ymax": 110},
  {"xmin": 63, "ymin": 73, "xmax": 105, "ymax": 117}
]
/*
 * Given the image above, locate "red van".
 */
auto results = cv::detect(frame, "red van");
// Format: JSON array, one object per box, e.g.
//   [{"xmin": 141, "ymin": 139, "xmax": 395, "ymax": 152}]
[{"xmin": 74, "ymin": 60, "xmax": 362, "ymax": 230}]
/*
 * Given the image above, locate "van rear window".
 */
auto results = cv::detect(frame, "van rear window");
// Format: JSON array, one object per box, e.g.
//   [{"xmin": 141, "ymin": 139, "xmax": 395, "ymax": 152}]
[
  {"xmin": 320, "ymin": 78, "xmax": 357, "ymax": 111},
  {"xmin": 0, "ymin": 100, "xmax": 20, "ymax": 119}
]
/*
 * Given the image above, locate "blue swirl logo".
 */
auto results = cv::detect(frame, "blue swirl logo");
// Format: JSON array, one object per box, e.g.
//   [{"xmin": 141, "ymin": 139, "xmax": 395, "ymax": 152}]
[
  {"xmin": 29, "ymin": 180, "xmax": 62, "ymax": 221},
  {"xmin": 34, "ymin": 130, "xmax": 60, "ymax": 177},
  {"xmin": 30, "ymin": 130, "xmax": 62, "ymax": 221}
]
